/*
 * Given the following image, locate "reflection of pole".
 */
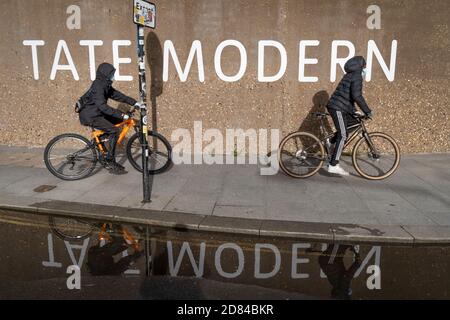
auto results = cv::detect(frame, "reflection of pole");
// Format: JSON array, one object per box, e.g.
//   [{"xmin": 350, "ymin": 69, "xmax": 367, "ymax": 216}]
[
  {"xmin": 145, "ymin": 226, "xmax": 149, "ymax": 277},
  {"xmin": 137, "ymin": 24, "xmax": 151, "ymax": 203}
]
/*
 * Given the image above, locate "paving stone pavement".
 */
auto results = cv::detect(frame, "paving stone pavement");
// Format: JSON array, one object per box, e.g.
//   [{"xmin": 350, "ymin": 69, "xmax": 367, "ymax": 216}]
[{"xmin": 0, "ymin": 146, "xmax": 449, "ymax": 243}]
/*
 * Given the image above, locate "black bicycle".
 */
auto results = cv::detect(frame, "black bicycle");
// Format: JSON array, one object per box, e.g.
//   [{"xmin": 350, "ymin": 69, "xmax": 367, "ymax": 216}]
[{"xmin": 278, "ymin": 112, "xmax": 400, "ymax": 180}]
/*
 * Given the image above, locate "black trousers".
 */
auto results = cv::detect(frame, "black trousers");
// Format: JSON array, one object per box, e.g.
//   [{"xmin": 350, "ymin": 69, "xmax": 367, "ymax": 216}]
[
  {"xmin": 328, "ymin": 109, "xmax": 359, "ymax": 166},
  {"xmin": 90, "ymin": 116, "xmax": 121, "ymax": 161}
]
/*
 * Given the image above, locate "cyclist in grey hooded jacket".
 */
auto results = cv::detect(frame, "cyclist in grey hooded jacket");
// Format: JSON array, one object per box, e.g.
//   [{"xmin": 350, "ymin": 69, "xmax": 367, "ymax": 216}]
[{"xmin": 326, "ymin": 56, "xmax": 373, "ymax": 176}]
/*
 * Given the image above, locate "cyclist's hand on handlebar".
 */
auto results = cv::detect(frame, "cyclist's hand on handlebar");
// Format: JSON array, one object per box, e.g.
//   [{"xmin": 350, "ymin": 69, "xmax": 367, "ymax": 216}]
[
  {"xmin": 354, "ymin": 111, "xmax": 364, "ymax": 117},
  {"xmin": 354, "ymin": 110, "xmax": 373, "ymax": 120}
]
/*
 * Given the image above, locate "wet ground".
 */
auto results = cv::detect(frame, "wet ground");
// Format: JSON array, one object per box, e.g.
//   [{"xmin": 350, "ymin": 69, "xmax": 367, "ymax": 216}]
[{"xmin": 0, "ymin": 209, "xmax": 449, "ymax": 300}]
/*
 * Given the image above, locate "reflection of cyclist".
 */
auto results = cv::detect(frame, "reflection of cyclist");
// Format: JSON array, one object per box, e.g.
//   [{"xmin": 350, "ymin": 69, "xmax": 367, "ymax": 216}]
[
  {"xmin": 78, "ymin": 63, "xmax": 142, "ymax": 174},
  {"xmin": 319, "ymin": 244, "xmax": 361, "ymax": 300},
  {"xmin": 326, "ymin": 56, "xmax": 373, "ymax": 176},
  {"xmin": 86, "ymin": 232, "xmax": 142, "ymax": 276}
]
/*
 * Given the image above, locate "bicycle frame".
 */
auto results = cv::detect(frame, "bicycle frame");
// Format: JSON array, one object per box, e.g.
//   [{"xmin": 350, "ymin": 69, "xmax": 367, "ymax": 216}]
[
  {"xmin": 91, "ymin": 118, "xmax": 138, "ymax": 154},
  {"xmin": 318, "ymin": 116, "xmax": 376, "ymax": 157},
  {"xmin": 98, "ymin": 223, "xmax": 140, "ymax": 251}
]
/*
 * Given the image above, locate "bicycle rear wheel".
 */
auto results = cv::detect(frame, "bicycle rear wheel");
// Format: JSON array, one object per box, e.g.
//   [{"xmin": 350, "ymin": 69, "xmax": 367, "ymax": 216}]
[
  {"xmin": 126, "ymin": 131, "xmax": 172, "ymax": 175},
  {"xmin": 49, "ymin": 216, "xmax": 96, "ymax": 241},
  {"xmin": 44, "ymin": 133, "xmax": 98, "ymax": 181},
  {"xmin": 278, "ymin": 132, "xmax": 325, "ymax": 178},
  {"xmin": 352, "ymin": 132, "xmax": 400, "ymax": 180}
]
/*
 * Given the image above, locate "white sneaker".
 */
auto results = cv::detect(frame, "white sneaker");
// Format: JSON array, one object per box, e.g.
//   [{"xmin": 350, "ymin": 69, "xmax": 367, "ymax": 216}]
[{"xmin": 327, "ymin": 164, "xmax": 349, "ymax": 176}]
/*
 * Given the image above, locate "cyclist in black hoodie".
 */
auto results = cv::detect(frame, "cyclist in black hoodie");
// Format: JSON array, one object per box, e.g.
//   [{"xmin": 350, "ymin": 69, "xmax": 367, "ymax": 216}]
[
  {"xmin": 79, "ymin": 63, "xmax": 142, "ymax": 174},
  {"xmin": 326, "ymin": 56, "xmax": 373, "ymax": 176}
]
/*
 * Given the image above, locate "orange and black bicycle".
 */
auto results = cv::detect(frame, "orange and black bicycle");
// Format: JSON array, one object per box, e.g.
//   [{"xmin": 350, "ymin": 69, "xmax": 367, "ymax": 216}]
[
  {"xmin": 44, "ymin": 109, "xmax": 172, "ymax": 180},
  {"xmin": 49, "ymin": 215, "xmax": 143, "ymax": 251}
]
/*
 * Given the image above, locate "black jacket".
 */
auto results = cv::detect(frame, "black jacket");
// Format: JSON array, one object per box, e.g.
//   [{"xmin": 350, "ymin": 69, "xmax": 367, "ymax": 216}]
[
  {"xmin": 327, "ymin": 56, "xmax": 371, "ymax": 115},
  {"xmin": 79, "ymin": 63, "xmax": 137, "ymax": 126}
]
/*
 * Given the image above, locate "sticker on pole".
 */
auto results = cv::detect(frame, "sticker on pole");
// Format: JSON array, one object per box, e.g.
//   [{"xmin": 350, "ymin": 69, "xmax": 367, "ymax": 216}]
[{"xmin": 133, "ymin": 0, "xmax": 156, "ymax": 29}]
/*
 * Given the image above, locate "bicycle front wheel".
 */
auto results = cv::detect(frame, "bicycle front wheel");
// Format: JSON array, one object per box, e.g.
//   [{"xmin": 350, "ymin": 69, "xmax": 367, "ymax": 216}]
[
  {"xmin": 44, "ymin": 133, "xmax": 98, "ymax": 181},
  {"xmin": 278, "ymin": 132, "xmax": 325, "ymax": 178},
  {"xmin": 352, "ymin": 132, "xmax": 400, "ymax": 180},
  {"xmin": 126, "ymin": 131, "xmax": 172, "ymax": 175}
]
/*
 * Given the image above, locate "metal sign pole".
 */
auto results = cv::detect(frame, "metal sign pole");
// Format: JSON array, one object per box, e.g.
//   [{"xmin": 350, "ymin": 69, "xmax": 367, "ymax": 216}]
[
  {"xmin": 133, "ymin": 0, "xmax": 155, "ymax": 203},
  {"xmin": 137, "ymin": 24, "xmax": 151, "ymax": 203}
]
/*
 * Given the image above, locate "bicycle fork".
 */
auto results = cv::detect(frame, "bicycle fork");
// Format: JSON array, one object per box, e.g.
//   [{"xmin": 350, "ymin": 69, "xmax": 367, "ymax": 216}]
[{"xmin": 362, "ymin": 131, "xmax": 380, "ymax": 160}]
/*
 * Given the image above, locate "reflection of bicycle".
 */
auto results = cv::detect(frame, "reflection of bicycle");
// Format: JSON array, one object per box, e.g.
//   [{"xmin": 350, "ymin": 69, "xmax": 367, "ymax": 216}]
[
  {"xmin": 44, "ymin": 109, "xmax": 172, "ymax": 180},
  {"xmin": 278, "ymin": 113, "xmax": 400, "ymax": 180},
  {"xmin": 48, "ymin": 216, "xmax": 143, "ymax": 251}
]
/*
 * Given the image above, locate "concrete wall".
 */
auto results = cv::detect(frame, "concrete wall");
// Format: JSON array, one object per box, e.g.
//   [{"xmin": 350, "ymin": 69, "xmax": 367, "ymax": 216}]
[{"xmin": 0, "ymin": 0, "xmax": 449, "ymax": 153}]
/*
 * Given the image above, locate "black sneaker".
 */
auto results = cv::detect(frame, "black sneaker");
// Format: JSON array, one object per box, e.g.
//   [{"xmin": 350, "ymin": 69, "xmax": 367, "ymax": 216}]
[
  {"xmin": 109, "ymin": 167, "xmax": 127, "ymax": 175},
  {"xmin": 115, "ymin": 162, "xmax": 126, "ymax": 170},
  {"xmin": 109, "ymin": 162, "xmax": 127, "ymax": 175}
]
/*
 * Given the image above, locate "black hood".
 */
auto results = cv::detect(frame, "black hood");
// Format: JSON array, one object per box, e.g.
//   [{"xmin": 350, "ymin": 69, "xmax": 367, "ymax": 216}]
[
  {"xmin": 96, "ymin": 63, "xmax": 116, "ymax": 82},
  {"xmin": 344, "ymin": 56, "xmax": 366, "ymax": 73}
]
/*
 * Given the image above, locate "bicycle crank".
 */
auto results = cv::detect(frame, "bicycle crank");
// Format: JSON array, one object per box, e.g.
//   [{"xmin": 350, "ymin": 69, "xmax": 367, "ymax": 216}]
[{"xmin": 66, "ymin": 156, "xmax": 77, "ymax": 170}]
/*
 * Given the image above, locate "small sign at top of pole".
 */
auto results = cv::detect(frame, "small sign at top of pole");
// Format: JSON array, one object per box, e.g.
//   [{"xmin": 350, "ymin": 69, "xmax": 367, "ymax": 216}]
[{"xmin": 133, "ymin": 0, "xmax": 156, "ymax": 29}]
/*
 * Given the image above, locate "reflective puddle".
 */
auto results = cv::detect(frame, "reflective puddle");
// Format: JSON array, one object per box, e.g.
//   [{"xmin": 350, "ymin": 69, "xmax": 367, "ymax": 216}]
[{"xmin": 0, "ymin": 209, "xmax": 449, "ymax": 299}]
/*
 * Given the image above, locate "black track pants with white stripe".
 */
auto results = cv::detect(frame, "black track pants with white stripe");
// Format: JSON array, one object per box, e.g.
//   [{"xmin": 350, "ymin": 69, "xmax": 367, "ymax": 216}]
[{"xmin": 328, "ymin": 109, "xmax": 350, "ymax": 166}]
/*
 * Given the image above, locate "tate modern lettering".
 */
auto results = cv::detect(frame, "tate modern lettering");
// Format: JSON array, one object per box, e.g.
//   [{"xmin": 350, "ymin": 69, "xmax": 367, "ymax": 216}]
[{"xmin": 22, "ymin": 39, "xmax": 398, "ymax": 83}]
